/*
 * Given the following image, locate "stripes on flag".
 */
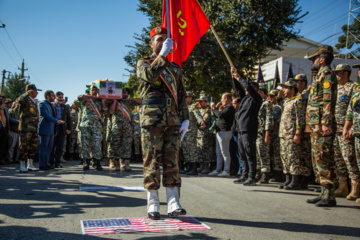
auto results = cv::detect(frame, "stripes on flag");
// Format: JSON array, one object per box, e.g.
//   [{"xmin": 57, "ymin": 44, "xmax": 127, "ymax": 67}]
[{"xmin": 81, "ymin": 216, "xmax": 211, "ymax": 235}]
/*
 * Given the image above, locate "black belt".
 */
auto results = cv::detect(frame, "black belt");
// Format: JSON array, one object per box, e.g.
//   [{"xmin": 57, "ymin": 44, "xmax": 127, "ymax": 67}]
[{"xmin": 142, "ymin": 98, "xmax": 172, "ymax": 106}]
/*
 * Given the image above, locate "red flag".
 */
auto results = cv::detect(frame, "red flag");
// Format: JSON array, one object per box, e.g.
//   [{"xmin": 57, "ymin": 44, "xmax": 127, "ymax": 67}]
[{"xmin": 162, "ymin": 0, "xmax": 210, "ymax": 67}]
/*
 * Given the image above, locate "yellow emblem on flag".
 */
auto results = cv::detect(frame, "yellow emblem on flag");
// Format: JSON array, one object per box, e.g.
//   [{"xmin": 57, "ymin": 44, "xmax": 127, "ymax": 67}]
[{"xmin": 324, "ymin": 81, "xmax": 330, "ymax": 89}]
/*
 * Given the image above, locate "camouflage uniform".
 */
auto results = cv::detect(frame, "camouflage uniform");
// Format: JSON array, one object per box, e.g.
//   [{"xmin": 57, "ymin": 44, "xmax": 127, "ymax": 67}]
[
  {"xmin": 16, "ymin": 92, "xmax": 40, "ymax": 161},
  {"xmin": 271, "ymin": 102, "xmax": 283, "ymax": 172},
  {"xmin": 102, "ymin": 116, "xmax": 109, "ymax": 161},
  {"xmin": 137, "ymin": 54, "xmax": 189, "ymax": 190},
  {"xmin": 182, "ymin": 103, "xmax": 198, "ymax": 163},
  {"xmin": 256, "ymin": 99, "xmax": 274, "ymax": 173},
  {"xmin": 194, "ymin": 104, "xmax": 212, "ymax": 164},
  {"xmin": 279, "ymin": 94, "xmax": 307, "ymax": 175},
  {"xmin": 78, "ymin": 95, "xmax": 103, "ymax": 160},
  {"xmin": 306, "ymin": 64, "xmax": 337, "ymax": 187},
  {"xmin": 107, "ymin": 100, "xmax": 138, "ymax": 161},
  {"xmin": 68, "ymin": 108, "xmax": 78, "ymax": 155},
  {"xmin": 132, "ymin": 112, "xmax": 142, "ymax": 155},
  {"xmin": 346, "ymin": 91, "xmax": 360, "ymax": 169}
]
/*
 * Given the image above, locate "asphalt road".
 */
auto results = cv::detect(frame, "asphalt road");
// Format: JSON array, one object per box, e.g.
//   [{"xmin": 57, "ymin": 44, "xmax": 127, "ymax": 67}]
[{"xmin": 0, "ymin": 161, "xmax": 359, "ymax": 240}]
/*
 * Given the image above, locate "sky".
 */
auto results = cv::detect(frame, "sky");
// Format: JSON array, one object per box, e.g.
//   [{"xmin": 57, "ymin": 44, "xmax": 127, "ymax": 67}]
[{"xmin": 0, "ymin": 0, "xmax": 354, "ymax": 103}]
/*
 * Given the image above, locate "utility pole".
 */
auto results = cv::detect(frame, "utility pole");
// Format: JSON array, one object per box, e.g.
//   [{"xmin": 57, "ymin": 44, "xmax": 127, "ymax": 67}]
[{"xmin": 18, "ymin": 59, "xmax": 28, "ymax": 79}]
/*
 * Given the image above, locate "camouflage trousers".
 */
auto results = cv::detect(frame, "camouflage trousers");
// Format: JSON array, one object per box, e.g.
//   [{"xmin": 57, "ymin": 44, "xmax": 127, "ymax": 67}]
[
  {"xmin": 141, "ymin": 126, "xmax": 181, "ymax": 190},
  {"xmin": 68, "ymin": 132, "xmax": 78, "ymax": 154},
  {"xmin": 77, "ymin": 130, "xmax": 84, "ymax": 158},
  {"xmin": 134, "ymin": 136, "xmax": 141, "ymax": 155},
  {"xmin": 334, "ymin": 132, "xmax": 360, "ymax": 179},
  {"xmin": 271, "ymin": 133, "xmax": 283, "ymax": 172},
  {"xmin": 80, "ymin": 126, "xmax": 102, "ymax": 160},
  {"xmin": 280, "ymin": 137, "xmax": 310, "ymax": 175},
  {"xmin": 311, "ymin": 132, "xmax": 336, "ymax": 186},
  {"xmin": 182, "ymin": 128, "xmax": 198, "ymax": 163},
  {"xmin": 107, "ymin": 122, "xmax": 133, "ymax": 160},
  {"xmin": 256, "ymin": 133, "xmax": 271, "ymax": 173},
  {"xmin": 356, "ymin": 137, "xmax": 360, "ymax": 169},
  {"xmin": 301, "ymin": 136, "xmax": 313, "ymax": 177},
  {"xmin": 197, "ymin": 132, "xmax": 211, "ymax": 163},
  {"xmin": 19, "ymin": 131, "xmax": 38, "ymax": 161}
]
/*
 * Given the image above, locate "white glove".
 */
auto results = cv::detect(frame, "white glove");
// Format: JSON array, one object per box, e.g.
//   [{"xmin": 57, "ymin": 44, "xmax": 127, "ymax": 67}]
[
  {"xmin": 180, "ymin": 120, "xmax": 189, "ymax": 141},
  {"xmin": 159, "ymin": 38, "xmax": 174, "ymax": 58}
]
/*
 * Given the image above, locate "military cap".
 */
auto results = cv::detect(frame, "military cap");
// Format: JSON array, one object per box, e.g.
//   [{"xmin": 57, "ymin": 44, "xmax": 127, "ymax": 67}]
[
  {"xmin": 308, "ymin": 45, "xmax": 334, "ymax": 60},
  {"xmin": 85, "ymin": 89, "xmax": 90, "ymax": 94},
  {"xmin": 352, "ymin": 63, "xmax": 360, "ymax": 68},
  {"xmin": 25, "ymin": 84, "xmax": 42, "ymax": 91},
  {"xmin": 150, "ymin": 26, "xmax": 167, "ymax": 38},
  {"xmin": 268, "ymin": 89, "xmax": 279, "ymax": 96},
  {"xmin": 195, "ymin": 95, "xmax": 208, "ymax": 102},
  {"xmin": 291, "ymin": 74, "xmax": 308, "ymax": 81},
  {"xmin": 279, "ymin": 80, "xmax": 298, "ymax": 89},
  {"xmin": 186, "ymin": 91, "xmax": 193, "ymax": 97},
  {"xmin": 333, "ymin": 63, "xmax": 351, "ymax": 72}
]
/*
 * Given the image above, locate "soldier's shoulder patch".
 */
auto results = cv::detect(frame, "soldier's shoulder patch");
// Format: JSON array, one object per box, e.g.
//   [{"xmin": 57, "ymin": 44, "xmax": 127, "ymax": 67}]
[
  {"xmin": 323, "ymin": 69, "xmax": 331, "ymax": 75},
  {"xmin": 154, "ymin": 79, "xmax": 162, "ymax": 87},
  {"xmin": 310, "ymin": 88, "xmax": 314, "ymax": 94},
  {"xmin": 324, "ymin": 80, "xmax": 331, "ymax": 89},
  {"xmin": 354, "ymin": 82, "xmax": 359, "ymax": 86},
  {"xmin": 296, "ymin": 95, "xmax": 301, "ymax": 100},
  {"xmin": 357, "ymin": 86, "xmax": 360, "ymax": 92},
  {"xmin": 297, "ymin": 103, "xmax": 303, "ymax": 109},
  {"xmin": 267, "ymin": 104, "xmax": 272, "ymax": 110},
  {"xmin": 346, "ymin": 82, "xmax": 351, "ymax": 87},
  {"xmin": 353, "ymin": 97, "xmax": 357, "ymax": 105},
  {"xmin": 204, "ymin": 113, "xmax": 209, "ymax": 118}
]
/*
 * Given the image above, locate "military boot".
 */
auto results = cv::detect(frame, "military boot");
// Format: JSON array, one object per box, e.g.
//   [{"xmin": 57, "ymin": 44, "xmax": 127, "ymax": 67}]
[
  {"xmin": 299, "ymin": 175, "xmax": 309, "ymax": 190},
  {"xmin": 109, "ymin": 158, "xmax": 116, "ymax": 169},
  {"xmin": 279, "ymin": 173, "xmax": 291, "ymax": 189},
  {"xmin": 255, "ymin": 170, "xmax": 261, "ymax": 182},
  {"xmin": 334, "ymin": 177, "xmax": 349, "ymax": 198},
  {"xmin": 68, "ymin": 153, "xmax": 74, "ymax": 161},
  {"xmin": 180, "ymin": 162, "xmax": 190, "ymax": 174},
  {"xmin": 285, "ymin": 175, "xmax": 301, "ymax": 190},
  {"xmin": 124, "ymin": 159, "xmax": 131, "ymax": 172},
  {"xmin": 83, "ymin": 159, "xmax": 90, "ymax": 170},
  {"xmin": 201, "ymin": 163, "xmax": 211, "ymax": 174},
  {"xmin": 78, "ymin": 158, "xmax": 83, "ymax": 165},
  {"xmin": 307, "ymin": 186, "xmax": 324, "ymax": 204},
  {"xmin": 346, "ymin": 179, "xmax": 360, "ymax": 201},
  {"xmin": 115, "ymin": 159, "xmax": 120, "ymax": 171},
  {"xmin": 259, "ymin": 172, "xmax": 270, "ymax": 183},
  {"xmin": 315, "ymin": 185, "xmax": 336, "ymax": 207},
  {"xmin": 197, "ymin": 162, "xmax": 204, "ymax": 172},
  {"xmin": 186, "ymin": 163, "xmax": 198, "ymax": 175},
  {"xmin": 91, "ymin": 159, "xmax": 96, "ymax": 168},
  {"xmin": 269, "ymin": 171, "xmax": 283, "ymax": 183},
  {"xmin": 95, "ymin": 159, "xmax": 103, "ymax": 171}
]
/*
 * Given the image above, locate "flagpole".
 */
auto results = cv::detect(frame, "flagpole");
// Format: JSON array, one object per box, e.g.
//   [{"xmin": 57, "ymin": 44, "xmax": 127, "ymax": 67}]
[
  {"xmin": 210, "ymin": 25, "xmax": 234, "ymax": 67},
  {"xmin": 166, "ymin": 0, "xmax": 171, "ymax": 38}
]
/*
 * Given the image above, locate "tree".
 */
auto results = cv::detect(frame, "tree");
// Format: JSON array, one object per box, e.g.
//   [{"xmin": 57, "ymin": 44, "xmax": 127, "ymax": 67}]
[
  {"xmin": 336, "ymin": 13, "xmax": 360, "ymax": 50},
  {"xmin": 125, "ymin": 0, "xmax": 302, "ymax": 100},
  {"xmin": 3, "ymin": 73, "xmax": 30, "ymax": 100},
  {"xmin": 123, "ymin": 74, "xmax": 140, "ymax": 97}
]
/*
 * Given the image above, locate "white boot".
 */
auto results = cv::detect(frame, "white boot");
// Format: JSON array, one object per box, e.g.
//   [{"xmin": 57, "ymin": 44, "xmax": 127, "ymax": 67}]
[
  {"xmin": 27, "ymin": 159, "xmax": 39, "ymax": 171},
  {"xmin": 147, "ymin": 190, "xmax": 160, "ymax": 220},
  {"xmin": 166, "ymin": 187, "xmax": 186, "ymax": 217},
  {"xmin": 19, "ymin": 161, "xmax": 28, "ymax": 173}
]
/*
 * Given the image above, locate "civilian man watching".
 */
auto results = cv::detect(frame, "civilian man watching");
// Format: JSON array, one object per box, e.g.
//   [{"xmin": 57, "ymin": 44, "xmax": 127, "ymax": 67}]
[
  {"xmin": 51, "ymin": 91, "xmax": 71, "ymax": 168},
  {"xmin": 38, "ymin": 91, "xmax": 65, "ymax": 170},
  {"xmin": 231, "ymin": 67, "xmax": 263, "ymax": 185},
  {"xmin": 209, "ymin": 93, "xmax": 235, "ymax": 177}
]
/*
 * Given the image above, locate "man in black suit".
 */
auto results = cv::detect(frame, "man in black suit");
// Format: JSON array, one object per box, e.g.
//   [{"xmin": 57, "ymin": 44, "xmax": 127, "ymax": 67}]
[
  {"xmin": 50, "ymin": 91, "xmax": 71, "ymax": 168},
  {"xmin": 231, "ymin": 67, "xmax": 263, "ymax": 186}
]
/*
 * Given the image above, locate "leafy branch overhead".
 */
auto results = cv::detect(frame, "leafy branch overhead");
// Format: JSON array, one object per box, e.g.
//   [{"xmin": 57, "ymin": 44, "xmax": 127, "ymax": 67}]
[{"xmin": 124, "ymin": 0, "xmax": 301, "ymax": 100}]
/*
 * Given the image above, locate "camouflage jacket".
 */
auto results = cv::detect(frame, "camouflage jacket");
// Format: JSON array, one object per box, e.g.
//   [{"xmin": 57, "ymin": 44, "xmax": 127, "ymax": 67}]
[
  {"xmin": 136, "ymin": 54, "xmax": 189, "ymax": 127},
  {"xmin": 279, "ymin": 96, "xmax": 306, "ymax": 138},
  {"xmin": 72, "ymin": 100, "xmax": 82, "ymax": 132},
  {"xmin": 70, "ymin": 108, "xmax": 78, "ymax": 133},
  {"xmin": 258, "ymin": 99, "xmax": 274, "ymax": 134},
  {"xmin": 109, "ymin": 100, "xmax": 139, "ymax": 129},
  {"xmin": 298, "ymin": 88, "xmax": 310, "ymax": 108},
  {"xmin": 188, "ymin": 104, "xmax": 198, "ymax": 133},
  {"xmin": 335, "ymin": 81, "xmax": 359, "ymax": 132},
  {"xmin": 272, "ymin": 103, "xmax": 282, "ymax": 135},
  {"xmin": 306, "ymin": 65, "xmax": 337, "ymax": 132},
  {"xmin": 78, "ymin": 95, "xmax": 103, "ymax": 128},
  {"xmin": 16, "ymin": 92, "xmax": 39, "ymax": 132},
  {"xmin": 194, "ymin": 106, "xmax": 212, "ymax": 135},
  {"xmin": 132, "ymin": 113, "xmax": 141, "ymax": 137},
  {"xmin": 0, "ymin": 98, "xmax": 5, "ymax": 110},
  {"xmin": 346, "ymin": 91, "xmax": 360, "ymax": 136}
]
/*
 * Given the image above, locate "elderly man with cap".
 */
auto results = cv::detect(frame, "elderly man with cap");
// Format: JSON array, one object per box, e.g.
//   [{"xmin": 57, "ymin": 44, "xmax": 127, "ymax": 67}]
[
  {"xmin": 292, "ymin": 74, "xmax": 313, "ymax": 189},
  {"xmin": 78, "ymin": 83, "xmax": 107, "ymax": 171},
  {"xmin": 181, "ymin": 91, "xmax": 199, "ymax": 175},
  {"xmin": 15, "ymin": 84, "xmax": 42, "ymax": 172},
  {"xmin": 305, "ymin": 45, "xmax": 337, "ymax": 207},
  {"xmin": 136, "ymin": 26, "xmax": 189, "ymax": 220},
  {"xmin": 278, "ymin": 80, "xmax": 306, "ymax": 190},
  {"xmin": 332, "ymin": 64, "xmax": 360, "ymax": 200},
  {"xmin": 267, "ymin": 89, "xmax": 283, "ymax": 182}
]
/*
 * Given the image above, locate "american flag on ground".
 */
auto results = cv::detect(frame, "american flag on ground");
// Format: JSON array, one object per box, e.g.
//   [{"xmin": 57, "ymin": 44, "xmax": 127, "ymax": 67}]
[{"xmin": 81, "ymin": 216, "xmax": 211, "ymax": 235}]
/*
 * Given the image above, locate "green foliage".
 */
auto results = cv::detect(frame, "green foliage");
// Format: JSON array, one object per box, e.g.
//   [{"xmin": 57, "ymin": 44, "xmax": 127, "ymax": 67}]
[
  {"xmin": 3, "ymin": 73, "xmax": 30, "ymax": 101},
  {"xmin": 336, "ymin": 14, "xmax": 360, "ymax": 50},
  {"xmin": 123, "ymin": 74, "xmax": 140, "ymax": 97},
  {"xmin": 124, "ymin": 0, "xmax": 301, "ymax": 100}
]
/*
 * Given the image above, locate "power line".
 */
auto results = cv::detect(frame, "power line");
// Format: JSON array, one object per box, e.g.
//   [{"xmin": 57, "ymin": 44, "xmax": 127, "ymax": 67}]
[
  {"xmin": 299, "ymin": 0, "xmax": 340, "ymax": 22},
  {"xmin": 0, "ymin": 40, "xmax": 20, "ymax": 68}
]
